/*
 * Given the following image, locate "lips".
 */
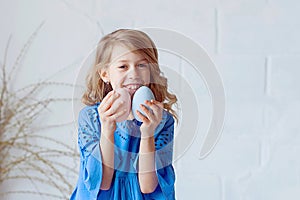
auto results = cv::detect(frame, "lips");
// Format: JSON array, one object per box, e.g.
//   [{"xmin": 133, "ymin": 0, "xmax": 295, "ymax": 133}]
[{"xmin": 123, "ymin": 84, "xmax": 142, "ymax": 95}]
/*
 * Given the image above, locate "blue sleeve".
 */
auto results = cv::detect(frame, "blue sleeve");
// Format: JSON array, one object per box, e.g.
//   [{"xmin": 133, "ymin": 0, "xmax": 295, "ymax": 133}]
[
  {"xmin": 76, "ymin": 106, "xmax": 102, "ymax": 199},
  {"xmin": 153, "ymin": 113, "xmax": 176, "ymax": 199}
]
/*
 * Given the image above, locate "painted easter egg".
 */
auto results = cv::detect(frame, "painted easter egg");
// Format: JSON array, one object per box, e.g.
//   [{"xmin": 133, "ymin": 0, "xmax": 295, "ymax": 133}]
[
  {"xmin": 114, "ymin": 88, "xmax": 131, "ymax": 122},
  {"xmin": 132, "ymin": 86, "xmax": 155, "ymax": 122}
]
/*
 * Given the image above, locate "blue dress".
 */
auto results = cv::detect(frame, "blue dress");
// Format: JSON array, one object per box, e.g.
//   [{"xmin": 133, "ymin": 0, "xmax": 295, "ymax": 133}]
[{"xmin": 70, "ymin": 102, "xmax": 176, "ymax": 200}]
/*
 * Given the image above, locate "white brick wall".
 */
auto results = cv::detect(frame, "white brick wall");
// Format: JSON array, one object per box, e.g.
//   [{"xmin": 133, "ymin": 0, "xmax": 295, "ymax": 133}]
[{"xmin": 1, "ymin": 0, "xmax": 299, "ymax": 199}]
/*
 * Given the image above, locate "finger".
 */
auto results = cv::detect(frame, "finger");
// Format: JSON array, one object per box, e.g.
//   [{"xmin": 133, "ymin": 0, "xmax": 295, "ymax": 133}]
[
  {"xmin": 105, "ymin": 106, "xmax": 127, "ymax": 122},
  {"xmin": 111, "ymin": 108, "xmax": 128, "ymax": 121},
  {"xmin": 105, "ymin": 91, "xmax": 120, "ymax": 106},
  {"xmin": 106, "ymin": 100, "xmax": 124, "ymax": 116},
  {"xmin": 106, "ymin": 114, "xmax": 117, "ymax": 122},
  {"xmin": 99, "ymin": 91, "xmax": 120, "ymax": 113},
  {"xmin": 145, "ymin": 100, "xmax": 159, "ymax": 109},
  {"xmin": 145, "ymin": 100, "xmax": 162, "ymax": 116},
  {"xmin": 136, "ymin": 110, "xmax": 149, "ymax": 123},
  {"xmin": 144, "ymin": 102, "xmax": 163, "ymax": 124},
  {"xmin": 101, "ymin": 90, "xmax": 115, "ymax": 104},
  {"xmin": 140, "ymin": 104, "xmax": 154, "ymax": 121},
  {"xmin": 99, "ymin": 91, "xmax": 115, "ymax": 112},
  {"xmin": 98, "ymin": 91, "xmax": 114, "ymax": 112},
  {"xmin": 150, "ymin": 99, "xmax": 164, "ymax": 109}
]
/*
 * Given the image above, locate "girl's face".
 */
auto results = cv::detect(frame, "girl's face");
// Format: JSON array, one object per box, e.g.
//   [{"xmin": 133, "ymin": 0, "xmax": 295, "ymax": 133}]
[{"xmin": 101, "ymin": 45, "xmax": 151, "ymax": 97}]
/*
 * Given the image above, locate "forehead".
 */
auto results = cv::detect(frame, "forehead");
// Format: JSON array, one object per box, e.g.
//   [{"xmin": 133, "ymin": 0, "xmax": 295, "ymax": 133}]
[{"xmin": 110, "ymin": 45, "xmax": 146, "ymax": 63}]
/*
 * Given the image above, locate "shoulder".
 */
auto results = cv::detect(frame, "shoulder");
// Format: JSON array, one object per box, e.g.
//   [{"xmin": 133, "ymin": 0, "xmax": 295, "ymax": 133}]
[
  {"xmin": 155, "ymin": 110, "xmax": 175, "ymax": 134},
  {"xmin": 164, "ymin": 110, "xmax": 175, "ymax": 126},
  {"xmin": 162, "ymin": 110, "xmax": 175, "ymax": 128},
  {"xmin": 78, "ymin": 102, "xmax": 100, "ymax": 122}
]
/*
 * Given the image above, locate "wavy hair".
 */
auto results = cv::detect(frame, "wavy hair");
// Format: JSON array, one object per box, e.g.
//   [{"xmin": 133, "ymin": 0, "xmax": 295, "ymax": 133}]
[{"xmin": 82, "ymin": 29, "xmax": 178, "ymax": 121}]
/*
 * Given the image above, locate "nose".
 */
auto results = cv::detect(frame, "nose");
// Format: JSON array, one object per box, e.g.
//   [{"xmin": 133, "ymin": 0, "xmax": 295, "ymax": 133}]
[{"xmin": 127, "ymin": 65, "xmax": 139, "ymax": 79}]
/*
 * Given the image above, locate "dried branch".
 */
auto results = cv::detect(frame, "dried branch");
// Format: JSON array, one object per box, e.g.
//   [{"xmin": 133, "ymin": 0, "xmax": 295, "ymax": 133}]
[{"xmin": 0, "ymin": 23, "xmax": 81, "ymax": 199}]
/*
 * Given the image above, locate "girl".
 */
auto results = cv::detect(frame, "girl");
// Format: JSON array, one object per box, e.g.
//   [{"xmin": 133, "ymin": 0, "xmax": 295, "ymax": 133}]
[{"xmin": 70, "ymin": 29, "xmax": 178, "ymax": 200}]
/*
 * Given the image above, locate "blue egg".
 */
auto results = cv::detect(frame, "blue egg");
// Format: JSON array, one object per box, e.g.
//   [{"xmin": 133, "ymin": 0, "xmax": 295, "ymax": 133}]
[{"xmin": 132, "ymin": 86, "xmax": 155, "ymax": 122}]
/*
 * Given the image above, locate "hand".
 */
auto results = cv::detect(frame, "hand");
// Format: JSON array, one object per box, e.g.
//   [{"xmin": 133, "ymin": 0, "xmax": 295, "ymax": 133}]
[
  {"xmin": 97, "ymin": 90, "xmax": 128, "ymax": 133},
  {"xmin": 136, "ymin": 99, "xmax": 163, "ymax": 138}
]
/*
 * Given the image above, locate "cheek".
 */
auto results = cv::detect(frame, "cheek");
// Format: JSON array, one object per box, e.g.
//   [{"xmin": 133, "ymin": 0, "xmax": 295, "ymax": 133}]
[
  {"xmin": 143, "ymin": 69, "xmax": 151, "ymax": 84},
  {"xmin": 110, "ymin": 73, "xmax": 126, "ymax": 88},
  {"xmin": 107, "ymin": 70, "xmax": 118, "ymax": 88}
]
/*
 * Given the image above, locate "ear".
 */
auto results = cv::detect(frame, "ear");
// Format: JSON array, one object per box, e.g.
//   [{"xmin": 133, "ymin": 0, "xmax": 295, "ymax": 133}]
[{"xmin": 98, "ymin": 69, "xmax": 110, "ymax": 83}]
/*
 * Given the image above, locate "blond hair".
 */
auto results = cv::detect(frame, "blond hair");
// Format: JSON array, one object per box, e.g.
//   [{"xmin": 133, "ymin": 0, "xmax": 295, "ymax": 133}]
[{"xmin": 82, "ymin": 29, "xmax": 178, "ymax": 121}]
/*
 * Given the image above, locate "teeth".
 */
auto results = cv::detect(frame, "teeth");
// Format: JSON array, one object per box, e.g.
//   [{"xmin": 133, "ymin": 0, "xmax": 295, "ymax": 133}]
[{"xmin": 126, "ymin": 84, "xmax": 141, "ymax": 90}]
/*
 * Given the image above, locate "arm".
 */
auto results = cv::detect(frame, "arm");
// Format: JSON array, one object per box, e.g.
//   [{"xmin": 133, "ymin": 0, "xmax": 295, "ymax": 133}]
[
  {"xmin": 97, "ymin": 90, "xmax": 128, "ymax": 190},
  {"xmin": 99, "ymin": 129, "xmax": 115, "ymax": 190},
  {"xmin": 136, "ymin": 100, "xmax": 163, "ymax": 193},
  {"xmin": 138, "ymin": 135, "xmax": 158, "ymax": 193},
  {"xmin": 143, "ymin": 110, "xmax": 176, "ymax": 199}
]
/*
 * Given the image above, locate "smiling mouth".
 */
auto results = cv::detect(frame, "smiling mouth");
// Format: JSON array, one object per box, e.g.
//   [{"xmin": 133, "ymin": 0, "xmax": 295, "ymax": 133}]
[{"xmin": 123, "ymin": 84, "xmax": 142, "ymax": 95}]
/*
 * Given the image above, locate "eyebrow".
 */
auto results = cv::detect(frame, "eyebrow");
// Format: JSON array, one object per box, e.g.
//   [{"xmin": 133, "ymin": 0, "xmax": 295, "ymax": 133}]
[{"xmin": 117, "ymin": 58, "xmax": 147, "ymax": 63}]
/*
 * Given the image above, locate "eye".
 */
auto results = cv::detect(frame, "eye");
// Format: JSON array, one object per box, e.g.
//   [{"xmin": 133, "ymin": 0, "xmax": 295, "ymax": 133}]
[
  {"xmin": 137, "ymin": 63, "xmax": 148, "ymax": 68},
  {"xmin": 118, "ymin": 65, "xmax": 127, "ymax": 69}
]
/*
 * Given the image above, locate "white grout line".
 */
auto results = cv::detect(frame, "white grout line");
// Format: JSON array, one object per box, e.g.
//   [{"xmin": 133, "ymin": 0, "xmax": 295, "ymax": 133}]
[
  {"xmin": 264, "ymin": 56, "xmax": 272, "ymax": 96},
  {"xmin": 215, "ymin": 7, "xmax": 220, "ymax": 55},
  {"xmin": 221, "ymin": 176, "xmax": 225, "ymax": 200}
]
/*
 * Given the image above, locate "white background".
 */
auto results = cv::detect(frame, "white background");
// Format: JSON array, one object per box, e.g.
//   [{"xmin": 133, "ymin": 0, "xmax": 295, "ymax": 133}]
[{"xmin": 1, "ymin": 0, "xmax": 300, "ymax": 199}]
